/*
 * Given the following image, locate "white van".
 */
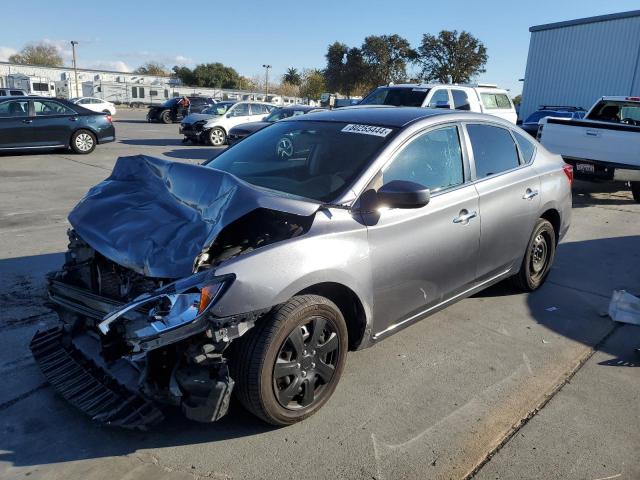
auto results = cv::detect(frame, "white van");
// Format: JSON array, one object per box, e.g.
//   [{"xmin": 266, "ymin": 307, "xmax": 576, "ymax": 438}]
[{"xmin": 359, "ymin": 83, "xmax": 517, "ymax": 123}]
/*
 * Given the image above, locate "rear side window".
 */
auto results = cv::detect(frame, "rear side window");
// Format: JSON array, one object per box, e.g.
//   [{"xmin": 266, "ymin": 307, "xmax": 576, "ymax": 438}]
[
  {"xmin": 513, "ymin": 131, "xmax": 536, "ymax": 163},
  {"xmin": 383, "ymin": 126, "xmax": 464, "ymax": 193},
  {"xmin": 467, "ymin": 124, "xmax": 520, "ymax": 178},
  {"xmin": 481, "ymin": 93, "xmax": 512, "ymax": 110},
  {"xmin": 33, "ymin": 100, "xmax": 75, "ymax": 116},
  {"xmin": 451, "ymin": 90, "xmax": 471, "ymax": 110}
]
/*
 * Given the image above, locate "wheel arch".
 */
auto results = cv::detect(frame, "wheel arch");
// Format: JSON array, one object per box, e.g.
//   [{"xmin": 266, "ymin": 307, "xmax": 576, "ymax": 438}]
[
  {"xmin": 540, "ymin": 208, "xmax": 561, "ymax": 243},
  {"xmin": 296, "ymin": 282, "xmax": 368, "ymax": 351}
]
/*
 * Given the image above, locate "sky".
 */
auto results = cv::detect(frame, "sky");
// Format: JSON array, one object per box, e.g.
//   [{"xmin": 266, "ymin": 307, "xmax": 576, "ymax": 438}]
[{"xmin": 2, "ymin": 1, "xmax": 639, "ymax": 96}]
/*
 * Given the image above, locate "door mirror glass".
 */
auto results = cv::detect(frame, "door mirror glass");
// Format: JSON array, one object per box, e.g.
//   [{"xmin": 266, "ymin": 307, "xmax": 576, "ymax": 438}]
[
  {"xmin": 434, "ymin": 101, "xmax": 450, "ymax": 109},
  {"xmin": 377, "ymin": 180, "xmax": 430, "ymax": 209}
]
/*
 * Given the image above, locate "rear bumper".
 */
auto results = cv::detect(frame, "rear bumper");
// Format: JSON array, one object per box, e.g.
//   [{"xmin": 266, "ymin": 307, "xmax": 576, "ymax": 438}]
[
  {"xmin": 562, "ymin": 157, "xmax": 640, "ymax": 182},
  {"xmin": 30, "ymin": 326, "xmax": 164, "ymax": 429}
]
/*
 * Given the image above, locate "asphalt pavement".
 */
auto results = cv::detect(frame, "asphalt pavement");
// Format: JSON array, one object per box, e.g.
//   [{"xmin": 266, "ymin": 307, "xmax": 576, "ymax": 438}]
[{"xmin": 0, "ymin": 110, "xmax": 638, "ymax": 480}]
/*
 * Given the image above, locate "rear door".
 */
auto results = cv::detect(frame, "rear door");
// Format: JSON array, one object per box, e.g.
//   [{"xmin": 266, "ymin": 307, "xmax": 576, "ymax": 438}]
[
  {"xmin": 365, "ymin": 124, "xmax": 480, "ymax": 337},
  {"xmin": 249, "ymin": 103, "xmax": 269, "ymax": 119},
  {"xmin": 226, "ymin": 103, "xmax": 252, "ymax": 128},
  {"xmin": 31, "ymin": 99, "xmax": 78, "ymax": 146},
  {"xmin": 464, "ymin": 122, "xmax": 540, "ymax": 279},
  {"xmin": 0, "ymin": 99, "xmax": 32, "ymax": 148}
]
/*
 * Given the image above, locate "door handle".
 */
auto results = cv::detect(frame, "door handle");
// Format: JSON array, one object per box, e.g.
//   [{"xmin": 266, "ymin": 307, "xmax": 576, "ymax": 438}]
[
  {"xmin": 69, "ymin": 116, "xmax": 78, "ymax": 122},
  {"xmin": 453, "ymin": 210, "xmax": 477, "ymax": 224},
  {"xmin": 585, "ymin": 129, "xmax": 599, "ymax": 137},
  {"xmin": 523, "ymin": 188, "xmax": 539, "ymax": 200},
  {"xmin": 22, "ymin": 119, "xmax": 33, "ymax": 124}
]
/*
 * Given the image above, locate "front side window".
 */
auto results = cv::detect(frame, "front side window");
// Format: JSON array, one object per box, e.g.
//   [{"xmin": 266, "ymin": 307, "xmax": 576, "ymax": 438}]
[
  {"xmin": 360, "ymin": 87, "xmax": 429, "ymax": 107},
  {"xmin": 0, "ymin": 100, "xmax": 29, "ymax": 117},
  {"xmin": 428, "ymin": 89, "xmax": 450, "ymax": 109},
  {"xmin": 205, "ymin": 120, "xmax": 395, "ymax": 202},
  {"xmin": 383, "ymin": 126, "xmax": 464, "ymax": 193},
  {"xmin": 33, "ymin": 100, "xmax": 75, "ymax": 116},
  {"xmin": 467, "ymin": 124, "xmax": 520, "ymax": 178},
  {"xmin": 232, "ymin": 103, "xmax": 250, "ymax": 116},
  {"xmin": 451, "ymin": 90, "xmax": 471, "ymax": 111}
]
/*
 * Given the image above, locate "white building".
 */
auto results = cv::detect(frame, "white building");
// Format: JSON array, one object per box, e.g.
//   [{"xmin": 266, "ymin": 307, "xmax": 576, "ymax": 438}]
[{"xmin": 520, "ymin": 10, "xmax": 640, "ymax": 121}]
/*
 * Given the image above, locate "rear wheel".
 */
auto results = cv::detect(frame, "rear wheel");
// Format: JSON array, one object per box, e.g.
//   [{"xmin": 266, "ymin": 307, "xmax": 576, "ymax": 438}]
[
  {"xmin": 161, "ymin": 110, "xmax": 172, "ymax": 124},
  {"xmin": 512, "ymin": 218, "xmax": 556, "ymax": 292},
  {"xmin": 70, "ymin": 129, "xmax": 96, "ymax": 154},
  {"xmin": 234, "ymin": 295, "xmax": 348, "ymax": 425},
  {"xmin": 208, "ymin": 127, "xmax": 226, "ymax": 146},
  {"xmin": 631, "ymin": 182, "xmax": 640, "ymax": 203}
]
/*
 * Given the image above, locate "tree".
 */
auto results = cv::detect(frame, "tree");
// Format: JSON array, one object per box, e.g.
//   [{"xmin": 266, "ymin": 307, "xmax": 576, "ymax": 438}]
[
  {"xmin": 324, "ymin": 42, "xmax": 349, "ymax": 93},
  {"xmin": 172, "ymin": 63, "xmax": 242, "ymax": 88},
  {"xmin": 512, "ymin": 94, "xmax": 522, "ymax": 106},
  {"xmin": 300, "ymin": 69, "xmax": 326, "ymax": 100},
  {"xmin": 361, "ymin": 34, "xmax": 417, "ymax": 86},
  {"xmin": 342, "ymin": 47, "xmax": 370, "ymax": 96},
  {"xmin": 134, "ymin": 62, "xmax": 168, "ymax": 76},
  {"xmin": 277, "ymin": 82, "xmax": 301, "ymax": 97},
  {"xmin": 9, "ymin": 42, "xmax": 63, "ymax": 67},
  {"xmin": 282, "ymin": 68, "xmax": 302, "ymax": 86},
  {"xmin": 417, "ymin": 30, "xmax": 488, "ymax": 84}
]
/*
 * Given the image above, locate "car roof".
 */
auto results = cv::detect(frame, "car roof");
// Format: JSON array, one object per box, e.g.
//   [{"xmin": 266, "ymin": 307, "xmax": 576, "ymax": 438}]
[{"xmin": 288, "ymin": 106, "xmax": 457, "ymax": 128}]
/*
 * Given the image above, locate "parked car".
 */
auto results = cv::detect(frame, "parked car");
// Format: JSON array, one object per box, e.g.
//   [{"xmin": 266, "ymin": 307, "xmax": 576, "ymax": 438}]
[
  {"xmin": 0, "ymin": 88, "xmax": 28, "ymax": 97},
  {"xmin": 0, "ymin": 96, "xmax": 115, "ymax": 154},
  {"xmin": 359, "ymin": 83, "xmax": 517, "ymax": 123},
  {"xmin": 520, "ymin": 106, "xmax": 585, "ymax": 136},
  {"xmin": 30, "ymin": 107, "xmax": 571, "ymax": 429},
  {"xmin": 538, "ymin": 96, "xmax": 640, "ymax": 201},
  {"xmin": 70, "ymin": 97, "xmax": 117, "ymax": 116},
  {"xmin": 227, "ymin": 105, "xmax": 324, "ymax": 144},
  {"xmin": 147, "ymin": 96, "xmax": 217, "ymax": 124},
  {"xmin": 180, "ymin": 101, "xmax": 274, "ymax": 145}
]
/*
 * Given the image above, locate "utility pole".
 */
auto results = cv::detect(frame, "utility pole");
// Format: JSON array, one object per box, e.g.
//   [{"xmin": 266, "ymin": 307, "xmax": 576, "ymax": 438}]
[
  {"xmin": 262, "ymin": 64, "xmax": 272, "ymax": 97},
  {"xmin": 70, "ymin": 41, "xmax": 80, "ymax": 98}
]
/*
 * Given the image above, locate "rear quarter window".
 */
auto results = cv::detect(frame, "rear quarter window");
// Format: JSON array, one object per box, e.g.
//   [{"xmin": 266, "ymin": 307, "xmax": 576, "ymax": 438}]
[
  {"xmin": 481, "ymin": 93, "xmax": 513, "ymax": 110},
  {"xmin": 513, "ymin": 131, "xmax": 536, "ymax": 164}
]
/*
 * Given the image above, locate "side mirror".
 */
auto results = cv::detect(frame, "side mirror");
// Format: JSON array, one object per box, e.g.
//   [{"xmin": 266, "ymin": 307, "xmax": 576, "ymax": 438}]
[
  {"xmin": 226, "ymin": 113, "xmax": 231, "ymax": 118},
  {"xmin": 376, "ymin": 180, "xmax": 430, "ymax": 209},
  {"xmin": 434, "ymin": 101, "xmax": 451, "ymax": 109}
]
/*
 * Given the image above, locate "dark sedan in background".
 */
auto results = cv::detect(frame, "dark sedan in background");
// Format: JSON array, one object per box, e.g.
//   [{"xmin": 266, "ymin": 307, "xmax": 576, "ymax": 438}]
[
  {"xmin": 521, "ymin": 106, "xmax": 586, "ymax": 137},
  {"xmin": 147, "ymin": 96, "xmax": 217, "ymax": 124},
  {"xmin": 0, "ymin": 96, "xmax": 115, "ymax": 154},
  {"xmin": 227, "ymin": 105, "xmax": 324, "ymax": 144}
]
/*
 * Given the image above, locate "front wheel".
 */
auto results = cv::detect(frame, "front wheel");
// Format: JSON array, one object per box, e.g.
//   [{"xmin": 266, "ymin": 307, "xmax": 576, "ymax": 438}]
[
  {"xmin": 160, "ymin": 110, "xmax": 172, "ymax": 124},
  {"xmin": 208, "ymin": 127, "xmax": 226, "ymax": 146},
  {"xmin": 631, "ymin": 182, "xmax": 640, "ymax": 203},
  {"xmin": 70, "ymin": 129, "xmax": 96, "ymax": 154},
  {"xmin": 234, "ymin": 295, "xmax": 348, "ymax": 425},
  {"xmin": 512, "ymin": 218, "xmax": 556, "ymax": 292}
]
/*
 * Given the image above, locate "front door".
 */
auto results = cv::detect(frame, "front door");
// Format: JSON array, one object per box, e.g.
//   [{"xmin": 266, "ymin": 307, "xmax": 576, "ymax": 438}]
[{"xmin": 364, "ymin": 125, "xmax": 481, "ymax": 337}]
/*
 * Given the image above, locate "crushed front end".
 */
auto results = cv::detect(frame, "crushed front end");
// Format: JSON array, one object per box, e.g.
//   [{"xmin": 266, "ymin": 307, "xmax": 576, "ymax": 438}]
[{"xmin": 31, "ymin": 230, "xmax": 265, "ymax": 429}]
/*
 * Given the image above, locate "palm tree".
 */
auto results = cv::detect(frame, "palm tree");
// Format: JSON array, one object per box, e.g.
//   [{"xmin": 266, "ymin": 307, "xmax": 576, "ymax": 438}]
[{"xmin": 283, "ymin": 67, "xmax": 302, "ymax": 86}]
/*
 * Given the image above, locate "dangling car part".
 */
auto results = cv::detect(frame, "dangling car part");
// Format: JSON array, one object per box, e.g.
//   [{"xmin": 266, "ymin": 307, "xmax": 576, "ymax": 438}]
[{"xmin": 31, "ymin": 107, "xmax": 571, "ymax": 429}]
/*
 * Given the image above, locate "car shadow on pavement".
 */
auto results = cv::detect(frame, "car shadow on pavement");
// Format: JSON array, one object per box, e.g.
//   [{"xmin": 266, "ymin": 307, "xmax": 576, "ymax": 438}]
[
  {"xmin": 119, "ymin": 139, "xmax": 184, "ymax": 147},
  {"xmin": 0, "ymin": 234, "xmax": 639, "ymax": 469},
  {"xmin": 572, "ymin": 180, "xmax": 638, "ymax": 208}
]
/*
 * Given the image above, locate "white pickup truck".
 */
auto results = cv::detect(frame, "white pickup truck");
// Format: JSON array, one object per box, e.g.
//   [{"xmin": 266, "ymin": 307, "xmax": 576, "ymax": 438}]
[{"xmin": 538, "ymin": 96, "xmax": 640, "ymax": 202}]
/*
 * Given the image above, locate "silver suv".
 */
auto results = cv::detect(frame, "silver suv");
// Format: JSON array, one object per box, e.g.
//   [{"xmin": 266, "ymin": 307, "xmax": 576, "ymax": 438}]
[{"xmin": 31, "ymin": 107, "xmax": 572, "ymax": 428}]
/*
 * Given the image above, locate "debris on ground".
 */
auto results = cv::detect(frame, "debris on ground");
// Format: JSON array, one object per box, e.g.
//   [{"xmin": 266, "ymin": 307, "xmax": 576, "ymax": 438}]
[{"xmin": 608, "ymin": 290, "xmax": 640, "ymax": 326}]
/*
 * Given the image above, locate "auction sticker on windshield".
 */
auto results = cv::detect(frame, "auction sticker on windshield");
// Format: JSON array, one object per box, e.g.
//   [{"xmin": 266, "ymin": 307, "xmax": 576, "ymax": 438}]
[{"xmin": 341, "ymin": 124, "xmax": 393, "ymax": 137}]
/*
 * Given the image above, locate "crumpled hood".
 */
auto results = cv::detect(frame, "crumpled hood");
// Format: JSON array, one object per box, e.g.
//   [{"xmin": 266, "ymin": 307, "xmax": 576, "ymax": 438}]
[
  {"xmin": 182, "ymin": 113, "xmax": 219, "ymax": 125},
  {"xmin": 68, "ymin": 155, "xmax": 319, "ymax": 278}
]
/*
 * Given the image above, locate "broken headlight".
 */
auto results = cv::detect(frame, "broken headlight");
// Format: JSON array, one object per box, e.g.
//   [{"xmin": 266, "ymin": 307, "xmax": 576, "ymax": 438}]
[{"xmin": 98, "ymin": 270, "xmax": 233, "ymax": 336}]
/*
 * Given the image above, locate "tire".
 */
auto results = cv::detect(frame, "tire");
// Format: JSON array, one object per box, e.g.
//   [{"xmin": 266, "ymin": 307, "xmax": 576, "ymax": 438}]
[
  {"xmin": 208, "ymin": 127, "xmax": 226, "ymax": 146},
  {"xmin": 234, "ymin": 295, "xmax": 348, "ymax": 426},
  {"xmin": 70, "ymin": 129, "xmax": 97, "ymax": 154},
  {"xmin": 631, "ymin": 182, "xmax": 640, "ymax": 203},
  {"xmin": 160, "ymin": 110, "xmax": 172, "ymax": 124},
  {"xmin": 512, "ymin": 218, "xmax": 556, "ymax": 292}
]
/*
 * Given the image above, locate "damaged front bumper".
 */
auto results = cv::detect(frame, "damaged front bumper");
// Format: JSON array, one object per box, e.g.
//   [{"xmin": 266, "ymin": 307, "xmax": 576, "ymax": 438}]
[{"xmin": 31, "ymin": 270, "xmax": 263, "ymax": 429}]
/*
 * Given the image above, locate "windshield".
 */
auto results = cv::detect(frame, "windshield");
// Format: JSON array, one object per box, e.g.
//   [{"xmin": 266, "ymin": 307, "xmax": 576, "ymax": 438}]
[
  {"xmin": 204, "ymin": 120, "xmax": 395, "ymax": 202},
  {"xmin": 360, "ymin": 87, "xmax": 429, "ymax": 107},
  {"xmin": 525, "ymin": 111, "xmax": 573, "ymax": 123},
  {"xmin": 202, "ymin": 102, "xmax": 234, "ymax": 115}
]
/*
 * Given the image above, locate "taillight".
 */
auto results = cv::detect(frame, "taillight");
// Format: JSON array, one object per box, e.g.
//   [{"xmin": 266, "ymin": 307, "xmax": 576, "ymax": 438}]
[
  {"xmin": 106, "ymin": 114, "xmax": 112, "ymax": 123},
  {"xmin": 563, "ymin": 163, "xmax": 573, "ymax": 186}
]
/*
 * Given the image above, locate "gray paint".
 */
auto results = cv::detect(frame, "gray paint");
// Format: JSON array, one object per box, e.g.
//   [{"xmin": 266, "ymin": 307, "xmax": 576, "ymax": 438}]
[{"xmin": 521, "ymin": 10, "xmax": 640, "ymax": 122}]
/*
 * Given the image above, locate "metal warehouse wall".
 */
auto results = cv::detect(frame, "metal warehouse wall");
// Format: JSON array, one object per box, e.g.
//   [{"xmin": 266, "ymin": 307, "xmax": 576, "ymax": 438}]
[{"xmin": 520, "ymin": 11, "xmax": 640, "ymax": 121}]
